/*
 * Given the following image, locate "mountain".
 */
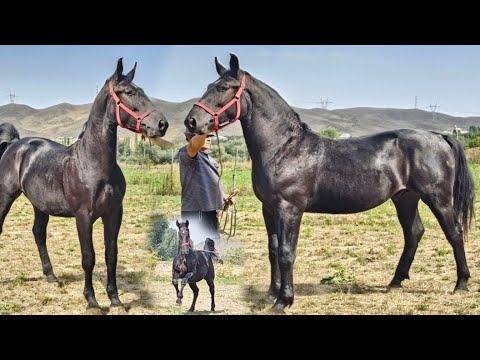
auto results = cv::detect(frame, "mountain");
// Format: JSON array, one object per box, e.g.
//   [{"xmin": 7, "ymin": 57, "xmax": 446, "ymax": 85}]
[{"xmin": 2, "ymin": 100, "xmax": 479, "ymax": 142}]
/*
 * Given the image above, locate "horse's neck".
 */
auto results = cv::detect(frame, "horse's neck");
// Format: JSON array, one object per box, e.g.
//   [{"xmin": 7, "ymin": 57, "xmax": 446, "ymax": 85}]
[
  {"xmin": 241, "ymin": 76, "xmax": 306, "ymax": 166},
  {"xmin": 73, "ymin": 90, "xmax": 118, "ymax": 171}
]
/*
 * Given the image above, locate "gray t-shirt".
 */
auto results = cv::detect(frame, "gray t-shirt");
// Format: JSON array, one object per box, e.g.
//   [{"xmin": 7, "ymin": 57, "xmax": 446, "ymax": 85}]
[{"xmin": 177, "ymin": 146, "xmax": 223, "ymax": 212}]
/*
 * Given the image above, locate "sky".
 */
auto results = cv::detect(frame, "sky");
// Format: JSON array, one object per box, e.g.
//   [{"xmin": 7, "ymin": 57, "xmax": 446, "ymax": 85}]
[{"xmin": 1, "ymin": 45, "xmax": 480, "ymax": 117}]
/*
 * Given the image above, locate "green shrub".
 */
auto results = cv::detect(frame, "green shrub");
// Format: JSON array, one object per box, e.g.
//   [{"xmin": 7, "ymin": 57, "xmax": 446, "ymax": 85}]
[
  {"xmin": 149, "ymin": 215, "xmax": 178, "ymax": 260},
  {"xmin": 319, "ymin": 127, "xmax": 339, "ymax": 139}
]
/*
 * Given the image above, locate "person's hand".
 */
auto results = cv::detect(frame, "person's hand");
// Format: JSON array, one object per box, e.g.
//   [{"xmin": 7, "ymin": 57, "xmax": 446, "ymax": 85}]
[{"xmin": 223, "ymin": 189, "xmax": 239, "ymax": 209}]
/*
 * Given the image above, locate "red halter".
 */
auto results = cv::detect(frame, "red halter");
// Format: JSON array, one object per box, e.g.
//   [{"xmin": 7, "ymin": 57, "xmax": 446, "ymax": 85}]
[
  {"xmin": 108, "ymin": 81, "xmax": 153, "ymax": 133},
  {"xmin": 194, "ymin": 74, "xmax": 247, "ymax": 131}
]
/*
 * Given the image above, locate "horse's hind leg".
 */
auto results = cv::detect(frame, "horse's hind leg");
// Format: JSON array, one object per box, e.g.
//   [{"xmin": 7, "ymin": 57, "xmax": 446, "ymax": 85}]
[
  {"xmin": 0, "ymin": 189, "xmax": 21, "ymax": 235},
  {"xmin": 263, "ymin": 204, "xmax": 281, "ymax": 302},
  {"xmin": 102, "ymin": 205, "xmax": 124, "ymax": 310},
  {"xmin": 206, "ymin": 276, "xmax": 215, "ymax": 311},
  {"xmin": 388, "ymin": 191, "xmax": 425, "ymax": 290},
  {"xmin": 423, "ymin": 197, "xmax": 470, "ymax": 292},
  {"xmin": 32, "ymin": 207, "xmax": 58, "ymax": 284},
  {"xmin": 188, "ymin": 282, "xmax": 199, "ymax": 312}
]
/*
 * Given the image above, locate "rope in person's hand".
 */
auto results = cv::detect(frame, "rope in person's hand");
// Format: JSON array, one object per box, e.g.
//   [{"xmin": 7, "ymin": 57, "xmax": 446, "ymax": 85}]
[{"xmin": 220, "ymin": 189, "xmax": 239, "ymax": 239}]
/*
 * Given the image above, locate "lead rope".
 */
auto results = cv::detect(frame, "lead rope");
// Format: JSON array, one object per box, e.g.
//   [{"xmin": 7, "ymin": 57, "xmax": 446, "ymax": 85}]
[{"xmin": 214, "ymin": 131, "xmax": 238, "ymax": 240}]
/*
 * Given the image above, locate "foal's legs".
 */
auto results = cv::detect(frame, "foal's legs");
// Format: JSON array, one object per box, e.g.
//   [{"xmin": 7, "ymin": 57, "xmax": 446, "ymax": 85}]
[
  {"xmin": 172, "ymin": 271, "xmax": 181, "ymax": 304},
  {"xmin": 188, "ymin": 282, "xmax": 199, "ymax": 312},
  {"xmin": 206, "ymin": 276, "xmax": 215, "ymax": 311},
  {"xmin": 272, "ymin": 199, "xmax": 303, "ymax": 312},
  {"xmin": 178, "ymin": 272, "xmax": 194, "ymax": 304},
  {"xmin": 102, "ymin": 205, "xmax": 124, "ymax": 309},
  {"xmin": 32, "ymin": 207, "xmax": 58, "ymax": 283},
  {"xmin": 423, "ymin": 196, "xmax": 470, "ymax": 292},
  {"xmin": 75, "ymin": 211, "xmax": 101, "ymax": 312},
  {"xmin": 388, "ymin": 191, "xmax": 424, "ymax": 290},
  {"xmin": 263, "ymin": 204, "xmax": 281, "ymax": 301}
]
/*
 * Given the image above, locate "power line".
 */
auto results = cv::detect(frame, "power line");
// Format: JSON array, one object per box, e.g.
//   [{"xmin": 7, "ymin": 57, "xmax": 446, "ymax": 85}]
[
  {"xmin": 9, "ymin": 90, "xmax": 15, "ymax": 104},
  {"xmin": 426, "ymin": 103, "xmax": 440, "ymax": 121},
  {"xmin": 319, "ymin": 97, "xmax": 333, "ymax": 109}
]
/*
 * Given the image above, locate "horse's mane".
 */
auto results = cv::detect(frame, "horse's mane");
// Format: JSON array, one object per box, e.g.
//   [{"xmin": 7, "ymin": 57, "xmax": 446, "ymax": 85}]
[
  {"xmin": 248, "ymin": 73, "xmax": 312, "ymax": 135},
  {"xmin": 77, "ymin": 121, "xmax": 88, "ymax": 140}
]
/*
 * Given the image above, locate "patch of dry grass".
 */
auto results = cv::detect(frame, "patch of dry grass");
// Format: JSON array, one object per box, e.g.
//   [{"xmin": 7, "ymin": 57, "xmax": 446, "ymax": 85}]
[
  {"xmin": 0, "ymin": 167, "xmax": 247, "ymax": 315},
  {"xmin": 237, "ymin": 195, "xmax": 480, "ymax": 315}
]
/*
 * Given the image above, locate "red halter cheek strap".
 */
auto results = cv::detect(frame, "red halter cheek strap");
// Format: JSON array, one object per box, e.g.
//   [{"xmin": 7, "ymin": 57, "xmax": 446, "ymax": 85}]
[
  {"xmin": 193, "ymin": 74, "xmax": 247, "ymax": 131},
  {"xmin": 108, "ymin": 81, "xmax": 153, "ymax": 133}
]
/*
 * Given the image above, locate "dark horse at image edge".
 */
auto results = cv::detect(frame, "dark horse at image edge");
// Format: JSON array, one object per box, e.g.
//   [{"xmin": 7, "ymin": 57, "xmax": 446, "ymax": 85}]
[
  {"xmin": 185, "ymin": 54, "xmax": 475, "ymax": 312},
  {"xmin": 0, "ymin": 58, "xmax": 169, "ymax": 313}
]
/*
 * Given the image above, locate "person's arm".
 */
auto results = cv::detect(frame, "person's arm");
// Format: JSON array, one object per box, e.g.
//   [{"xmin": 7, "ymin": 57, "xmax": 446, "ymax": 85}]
[{"xmin": 187, "ymin": 132, "xmax": 210, "ymax": 158}]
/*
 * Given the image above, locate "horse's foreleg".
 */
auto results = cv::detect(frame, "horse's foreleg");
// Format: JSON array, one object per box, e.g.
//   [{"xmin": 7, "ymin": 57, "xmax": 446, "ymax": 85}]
[
  {"xmin": 271, "ymin": 200, "xmax": 303, "ymax": 313},
  {"xmin": 172, "ymin": 271, "xmax": 181, "ymax": 304},
  {"xmin": 178, "ymin": 272, "xmax": 194, "ymax": 303},
  {"xmin": 102, "ymin": 205, "xmax": 124, "ymax": 309},
  {"xmin": 188, "ymin": 282, "xmax": 199, "ymax": 312},
  {"xmin": 76, "ymin": 211, "xmax": 101, "ymax": 313},
  {"xmin": 388, "ymin": 192, "xmax": 424, "ymax": 290},
  {"xmin": 32, "ymin": 207, "xmax": 58, "ymax": 284},
  {"xmin": 263, "ymin": 204, "xmax": 280, "ymax": 302}
]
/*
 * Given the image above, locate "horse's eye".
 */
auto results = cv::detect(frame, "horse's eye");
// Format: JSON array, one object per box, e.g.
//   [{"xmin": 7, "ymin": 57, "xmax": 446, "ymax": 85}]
[
  {"xmin": 219, "ymin": 86, "xmax": 229, "ymax": 92},
  {"xmin": 124, "ymin": 90, "xmax": 133, "ymax": 95}
]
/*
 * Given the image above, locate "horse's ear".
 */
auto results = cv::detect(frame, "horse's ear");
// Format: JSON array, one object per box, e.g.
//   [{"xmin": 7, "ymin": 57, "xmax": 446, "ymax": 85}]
[
  {"xmin": 113, "ymin": 58, "xmax": 123, "ymax": 80},
  {"xmin": 125, "ymin": 62, "xmax": 137, "ymax": 83},
  {"xmin": 176, "ymin": 220, "xmax": 180, "ymax": 228},
  {"xmin": 215, "ymin": 57, "xmax": 227, "ymax": 76},
  {"xmin": 185, "ymin": 220, "xmax": 189, "ymax": 227},
  {"xmin": 229, "ymin": 53, "xmax": 240, "ymax": 78}
]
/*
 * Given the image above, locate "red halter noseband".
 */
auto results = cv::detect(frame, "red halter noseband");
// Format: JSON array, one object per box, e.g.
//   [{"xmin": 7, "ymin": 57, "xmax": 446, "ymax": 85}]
[
  {"xmin": 193, "ymin": 74, "xmax": 247, "ymax": 131},
  {"xmin": 108, "ymin": 81, "xmax": 153, "ymax": 134}
]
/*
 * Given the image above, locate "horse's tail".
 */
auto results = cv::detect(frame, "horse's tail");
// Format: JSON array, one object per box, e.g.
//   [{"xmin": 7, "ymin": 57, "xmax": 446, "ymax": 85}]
[
  {"xmin": 0, "ymin": 123, "xmax": 20, "ymax": 160},
  {"xmin": 442, "ymin": 134, "xmax": 475, "ymax": 237}
]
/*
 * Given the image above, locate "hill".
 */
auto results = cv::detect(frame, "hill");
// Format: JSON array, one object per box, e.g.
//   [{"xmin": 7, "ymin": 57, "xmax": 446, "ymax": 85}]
[{"xmin": 2, "ymin": 100, "xmax": 479, "ymax": 142}]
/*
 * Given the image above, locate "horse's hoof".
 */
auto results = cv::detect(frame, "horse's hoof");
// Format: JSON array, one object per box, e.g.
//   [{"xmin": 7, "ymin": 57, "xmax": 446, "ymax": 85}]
[
  {"xmin": 453, "ymin": 287, "xmax": 469, "ymax": 294},
  {"xmin": 265, "ymin": 293, "xmax": 277, "ymax": 303},
  {"xmin": 85, "ymin": 307, "xmax": 103, "ymax": 315},
  {"xmin": 47, "ymin": 275, "xmax": 59, "ymax": 284},
  {"xmin": 109, "ymin": 306, "xmax": 127, "ymax": 315},
  {"xmin": 387, "ymin": 286, "xmax": 403, "ymax": 293},
  {"xmin": 188, "ymin": 308, "xmax": 195, "ymax": 313},
  {"xmin": 269, "ymin": 304, "xmax": 286, "ymax": 314},
  {"xmin": 176, "ymin": 300, "xmax": 182, "ymax": 306}
]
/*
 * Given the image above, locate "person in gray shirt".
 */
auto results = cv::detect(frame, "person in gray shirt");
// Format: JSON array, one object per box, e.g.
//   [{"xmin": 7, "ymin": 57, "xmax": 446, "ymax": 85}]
[{"xmin": 177, "ymin": 129, "xmax": 232, "ymax": 240}]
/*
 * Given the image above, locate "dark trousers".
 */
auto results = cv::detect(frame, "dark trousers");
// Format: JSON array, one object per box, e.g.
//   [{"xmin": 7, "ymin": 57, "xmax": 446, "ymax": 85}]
[{"xmin": 181, "ymin": 210, "xmax": 219, "ymax": 239}]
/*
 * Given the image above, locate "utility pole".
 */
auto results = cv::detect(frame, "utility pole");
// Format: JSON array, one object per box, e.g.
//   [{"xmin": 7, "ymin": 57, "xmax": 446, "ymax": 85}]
[
  {"xmin": 9, "ymin": 90, "xmax": 15, "ymax": 104},
  {"xmin": 319, "ymin": 97, "xmax": 333, "ymax": 110},
  {"xmin": 96, "ymin": 85, "xmax": 99, "ymax": 95},
  {"xmin": 427, "ymin": 103, "xmax": 440, "ymax": 122},
  {"xmin": 414, "ymin": 96, "xmax": 418, "ymax": 109}
]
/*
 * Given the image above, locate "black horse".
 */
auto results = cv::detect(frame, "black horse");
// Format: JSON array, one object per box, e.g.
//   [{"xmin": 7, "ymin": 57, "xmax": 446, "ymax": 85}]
[
  {"xmin": 204, "ymin": 237, "xmax": 223, "ymax": 264},
  {"xmin": 172, "ymin": 220, "xmax": 216, "ymax": 312},
  {"xmin": 0, "ymin": 123, "xmax": 20, "ymax": 158},
  {"xmin": 0, "ymin": 58, "xmax": 169, "ymax": 313},
  {"xmin": 185, "ymin": 54, "xmax": 475, "ymax": 312}
]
